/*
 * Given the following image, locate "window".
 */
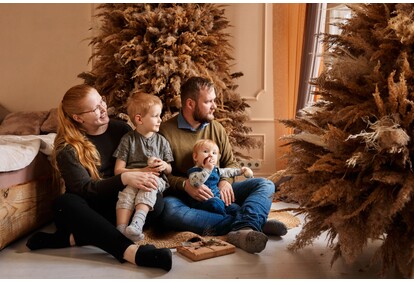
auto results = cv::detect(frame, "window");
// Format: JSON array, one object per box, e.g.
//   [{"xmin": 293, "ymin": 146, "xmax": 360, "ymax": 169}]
[{"xmin": 298, "ymin": 4, "xmax": 351, "ymax": 110}]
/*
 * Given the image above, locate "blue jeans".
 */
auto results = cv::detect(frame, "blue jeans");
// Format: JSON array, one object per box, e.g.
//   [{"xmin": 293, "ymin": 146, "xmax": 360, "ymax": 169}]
[
  {"xmin": 160, "ymin": 177, "xmax": 275, "ymax": 236},
  {"xmin": 187, "ymin": 196, "xmax": 241, "ymax": 216}
]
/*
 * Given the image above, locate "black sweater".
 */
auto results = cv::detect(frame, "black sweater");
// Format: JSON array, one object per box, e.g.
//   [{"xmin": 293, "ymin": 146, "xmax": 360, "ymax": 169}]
[{"xmin": 56, "ymin": 119, "xmax": 131, "ymax": 203}]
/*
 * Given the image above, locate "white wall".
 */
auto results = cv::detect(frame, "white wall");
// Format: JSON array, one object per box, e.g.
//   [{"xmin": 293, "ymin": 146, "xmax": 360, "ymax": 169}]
[
  {"xmin": 226, "ymin": 4, "xmax": 276, "ymax": 177},
  {"xmin": 0, "ymin": 4, "xmax": 92, "ymax": 112},
  {"xmin": 0, "ymin": 3, "xmax": 276, "ymax": 176}
]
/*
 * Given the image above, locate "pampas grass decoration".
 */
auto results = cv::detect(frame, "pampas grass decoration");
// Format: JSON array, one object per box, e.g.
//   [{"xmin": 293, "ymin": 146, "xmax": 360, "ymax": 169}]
[
  {"xmin": 78, "ymin": 3, "xmax": 259, "ymax": 156},
  {"xmin": 277, "ymin": 4, "xmax": 414, "ymax": 278}
]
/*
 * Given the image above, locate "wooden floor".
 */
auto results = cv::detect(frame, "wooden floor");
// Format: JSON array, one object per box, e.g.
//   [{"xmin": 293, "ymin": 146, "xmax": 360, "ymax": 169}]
[{"xmin": 0, "ymin": 202, "xmax": 408, "ymax": 279}]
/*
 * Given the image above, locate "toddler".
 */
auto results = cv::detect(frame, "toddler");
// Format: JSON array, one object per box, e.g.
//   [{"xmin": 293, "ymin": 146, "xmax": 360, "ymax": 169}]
[
  {"xmin": 187, "ymin": 139, "xmax": 253, "ymax": 215},
  {"xmin": 113, "ymin": 93, "xmax": 173, "ymax": 241}
]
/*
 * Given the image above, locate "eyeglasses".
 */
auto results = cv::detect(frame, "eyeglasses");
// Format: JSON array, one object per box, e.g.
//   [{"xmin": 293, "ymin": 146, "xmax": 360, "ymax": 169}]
[{"xmin": 77, "ymin": 97, "xmax": 107, "ymax": 115}]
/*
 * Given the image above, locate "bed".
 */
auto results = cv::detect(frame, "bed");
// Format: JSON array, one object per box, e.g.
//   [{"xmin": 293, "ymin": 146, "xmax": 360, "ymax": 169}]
[{"xmin": 0, "ymin": 106, "xmax": 63, "ymax": 250}]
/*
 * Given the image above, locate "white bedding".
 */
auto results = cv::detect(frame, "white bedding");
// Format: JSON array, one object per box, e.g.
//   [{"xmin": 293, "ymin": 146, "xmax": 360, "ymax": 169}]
[{"xmin": 0, "ymin": 133, "xmax": 56, "ymax": 172}]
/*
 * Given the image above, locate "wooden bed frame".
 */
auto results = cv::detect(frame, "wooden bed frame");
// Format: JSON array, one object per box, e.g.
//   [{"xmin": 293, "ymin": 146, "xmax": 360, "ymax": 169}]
[{"xmin": 0, "ymin": 153, "xmax": 63, "ymax": 250}]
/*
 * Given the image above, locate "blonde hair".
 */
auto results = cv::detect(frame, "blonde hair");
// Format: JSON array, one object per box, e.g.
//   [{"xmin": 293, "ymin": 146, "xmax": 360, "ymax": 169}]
[
  {"xmin": 52, "ymin": 84, "xmax": 102, "ymax": 180},
  {"xmin": 126, "ymin": 93, "xmax": 162, "ymax": 125},
  {"xmin": 192, "ymin": 139, "xmax": 219, "ymax": 163}
]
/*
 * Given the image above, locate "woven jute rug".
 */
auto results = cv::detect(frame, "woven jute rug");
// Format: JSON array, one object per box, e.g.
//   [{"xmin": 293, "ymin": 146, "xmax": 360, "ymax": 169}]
[
  {"xmin": 135, "ymin": 209, "xmax": 301, "ymax": 248},
  {"xmin": 268, "ymin": 209, "xmax": 301, "ymax": 229}
]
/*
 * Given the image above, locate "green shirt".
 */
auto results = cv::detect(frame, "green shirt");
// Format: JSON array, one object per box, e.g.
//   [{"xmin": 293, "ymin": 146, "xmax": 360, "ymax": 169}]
[{"xmin": 159, "ymin": 114, "xmax": 239, "ymax": 193}]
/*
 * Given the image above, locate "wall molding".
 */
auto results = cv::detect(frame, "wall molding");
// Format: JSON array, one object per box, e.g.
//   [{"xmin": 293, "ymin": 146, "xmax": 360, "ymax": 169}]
[
  {"xmin": 241, "ymin": 3, "xmax": 268, "ymax": 102},
  {"xmin": 248, "ymin": 118, "xmax": 277, "ymax": 123},
  {"xmin": 239, "ymin": 133, "xmax": 266, "ymax": 160}
]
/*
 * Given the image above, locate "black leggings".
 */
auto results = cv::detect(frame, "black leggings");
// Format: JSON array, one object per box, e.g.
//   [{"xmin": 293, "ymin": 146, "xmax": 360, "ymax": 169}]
[{"xmin": 52, "ymin": 192, "xmax": 164, "ymax": 262}]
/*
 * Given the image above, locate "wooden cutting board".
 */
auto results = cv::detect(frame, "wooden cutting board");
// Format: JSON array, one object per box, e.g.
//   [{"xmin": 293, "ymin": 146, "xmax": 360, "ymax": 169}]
[{"xmin": 177, "ymin": 238, "xmax": 236, "ymax": 261}]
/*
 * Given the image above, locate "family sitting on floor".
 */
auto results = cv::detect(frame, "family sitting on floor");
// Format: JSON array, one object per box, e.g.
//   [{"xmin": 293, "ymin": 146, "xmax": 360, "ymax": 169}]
[{"xmin": 26, "ymin": 76, "xmax": 288, "ymax": 272}]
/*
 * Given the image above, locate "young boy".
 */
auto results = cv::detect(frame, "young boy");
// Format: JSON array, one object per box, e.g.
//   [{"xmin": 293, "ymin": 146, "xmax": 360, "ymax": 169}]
[
  {"xmin": 187, "ymin": 139, "xmax": 253, "ymax": 215},
  {"xmin": 113, "ymin": 93, "xmax": 173, "ymax": 241}
]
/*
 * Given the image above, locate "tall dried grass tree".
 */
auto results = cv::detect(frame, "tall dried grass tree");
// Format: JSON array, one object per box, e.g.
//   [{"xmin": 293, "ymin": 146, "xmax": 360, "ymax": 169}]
[
  {"xmin": 276, "ymin": 4, "xmax": 414, "ymax": 278},
  {"xmin": 79, "ymin": 3, "xmax": 258, "ymax": 157}
]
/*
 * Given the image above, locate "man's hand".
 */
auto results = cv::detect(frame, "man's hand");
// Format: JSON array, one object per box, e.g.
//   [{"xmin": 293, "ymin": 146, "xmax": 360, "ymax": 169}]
[
  {"xmin": 218, "ymin": 180, "xmax": 234, "ymax": 206},
  {"xmin": 183, "ymin": 179, "xmax": 214, "ymax": 201}
]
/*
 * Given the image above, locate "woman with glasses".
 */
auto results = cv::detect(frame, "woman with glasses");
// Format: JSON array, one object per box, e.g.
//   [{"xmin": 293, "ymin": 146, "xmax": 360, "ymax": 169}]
[{"xmin": 25, "ymin": 84, "xmax": 172, "ymax": 272}]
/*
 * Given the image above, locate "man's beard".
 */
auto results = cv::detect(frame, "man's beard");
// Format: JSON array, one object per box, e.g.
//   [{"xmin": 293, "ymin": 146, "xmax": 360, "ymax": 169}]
[{"xmin": 194, "ymin": 106, "xmax": 214, "ymax": 124}]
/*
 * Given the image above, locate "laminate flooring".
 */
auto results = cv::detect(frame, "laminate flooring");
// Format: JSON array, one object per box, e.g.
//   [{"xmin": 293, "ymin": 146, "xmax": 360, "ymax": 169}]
[{"xmin": 0, "ymin": 202, "xmax": 407, "ymax": 280}]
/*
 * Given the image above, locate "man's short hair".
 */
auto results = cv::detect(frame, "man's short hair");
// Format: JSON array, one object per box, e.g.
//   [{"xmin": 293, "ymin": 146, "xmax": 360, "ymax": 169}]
[{"xmin": 180, "ymin": 77, "xmax": 214, "ymax": 106}]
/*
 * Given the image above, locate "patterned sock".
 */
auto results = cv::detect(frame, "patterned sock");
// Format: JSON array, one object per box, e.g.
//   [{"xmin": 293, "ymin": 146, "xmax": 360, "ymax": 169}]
[
  {"xmin": 26, "ymin": 231, "xmax": 70, "ymax": 250},
  {"xmin": 262, "ymin": 219, "xmax": 288, "ymax": 236},
  {"xmin": 135, "ymin": 244, "xmax": 172, "ymax": 271},
  {"xmin": 227, "ymin": 228, "xmax": 268, "ymax": 254},
  {"xmin": 116, "ymin": 224, "xmax": 127, "ymax": 234},
  {"xmin": 126, "ymin": 210, "xmax": 147, "ymax": 241}
]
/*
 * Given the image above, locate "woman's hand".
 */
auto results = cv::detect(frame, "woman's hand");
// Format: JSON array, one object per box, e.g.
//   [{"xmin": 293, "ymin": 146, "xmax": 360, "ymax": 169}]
[
  {"xmin": 183, "ymin": 179, "xmax": 214, "ymax": 201},
  {"xmin": 121, "ymin": 171, "xmax": 159, "ymax": 192}
]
